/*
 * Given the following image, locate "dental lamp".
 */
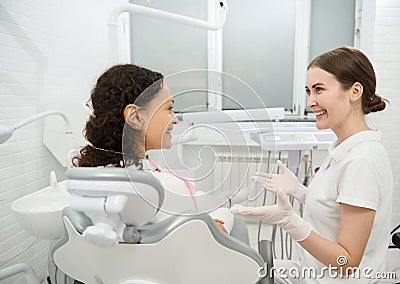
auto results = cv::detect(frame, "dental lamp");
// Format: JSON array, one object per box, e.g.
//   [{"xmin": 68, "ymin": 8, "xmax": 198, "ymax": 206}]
[
  {"xmin": 0, "ymin": 111, "xmax": 74, "ymax": 166},
  {"xmin": 108, "ymin": 0, "xmax": 228, "ymax": 64}
]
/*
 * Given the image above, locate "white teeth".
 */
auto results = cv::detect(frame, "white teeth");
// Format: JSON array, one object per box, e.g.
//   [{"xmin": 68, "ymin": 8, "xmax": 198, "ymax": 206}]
[{"xmin": 315, "ymin": 110, "xmax": 326, "ymax": 116}]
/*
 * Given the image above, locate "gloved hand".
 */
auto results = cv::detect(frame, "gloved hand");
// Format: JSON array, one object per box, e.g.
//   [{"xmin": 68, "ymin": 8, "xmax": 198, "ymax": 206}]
[
  {"xmin": 252, "ymin": 160, "xmax": 307, "ymax": 204},
  {"xmin": 230, "ymin": 191, "xmax": 311, "ymax": 241}
]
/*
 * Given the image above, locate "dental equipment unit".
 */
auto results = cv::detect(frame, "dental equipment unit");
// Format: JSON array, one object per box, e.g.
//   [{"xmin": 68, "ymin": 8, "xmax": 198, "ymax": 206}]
[
  {"xmin": 250, "ymin": 121, "xmax": 336, "ymax": 260},
  {"xmin": 201, "ymin": 120, "xmax": 336, "ymax": 260}
]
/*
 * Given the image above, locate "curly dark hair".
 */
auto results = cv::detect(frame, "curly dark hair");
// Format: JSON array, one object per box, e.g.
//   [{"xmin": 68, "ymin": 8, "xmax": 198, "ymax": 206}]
[{"xmin": 73, "ymin": 64, "xmax": 163, "ymax": 167}]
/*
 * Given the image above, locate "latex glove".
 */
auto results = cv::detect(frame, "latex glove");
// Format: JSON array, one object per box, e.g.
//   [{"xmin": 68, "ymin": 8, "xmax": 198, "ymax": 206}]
[
  {"xmin": 230, "ymin": 191, "xmax": 311, "ymax": 241},
  {"xmin": 252, "ymin": 160, "xmax": 307, "ymax": 204}
]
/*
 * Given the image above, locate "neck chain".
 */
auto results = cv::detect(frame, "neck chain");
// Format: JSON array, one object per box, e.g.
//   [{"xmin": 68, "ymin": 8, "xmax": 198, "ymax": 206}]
[{"xmin": 86, "ymin": 143, "xmax": 144, "ymax": 169}]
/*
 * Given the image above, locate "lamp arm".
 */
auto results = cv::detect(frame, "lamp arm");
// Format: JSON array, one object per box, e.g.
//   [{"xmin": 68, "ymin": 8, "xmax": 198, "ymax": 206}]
[
  {"xmin": 13, "ymin": 111, "xmax": 72, "ymax": 133},
  {"xmin": 108, "ymin": 0, "xmax": 228, "ymax": 64},
  {"xmin": 109, "ymin": 1, "xmax": 227, "ymax": 30}
]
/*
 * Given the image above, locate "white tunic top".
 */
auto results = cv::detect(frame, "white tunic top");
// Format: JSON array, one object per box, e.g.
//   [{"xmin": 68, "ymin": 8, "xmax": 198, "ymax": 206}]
[{"xmin": 300, "ymin": 130, "xmax": 393, "ymax": 283}]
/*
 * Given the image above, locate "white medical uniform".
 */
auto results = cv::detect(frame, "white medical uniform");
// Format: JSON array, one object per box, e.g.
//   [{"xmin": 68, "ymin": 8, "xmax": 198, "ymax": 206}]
[{"xmin": 299, "ymin": 130, "xmax": 393, "ymax": 283}]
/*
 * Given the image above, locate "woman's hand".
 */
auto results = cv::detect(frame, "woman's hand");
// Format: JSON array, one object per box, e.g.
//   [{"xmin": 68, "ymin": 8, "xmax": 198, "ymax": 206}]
[
  {"xmin": 230, "ymin": 191, "xmax": 311, "ymax": 241},
  {"xmin": 213, "ymin": 219, "xmax": 228, "ymax": 234},
  {"xmin": 252, "ymin": 160, "xmax": 307, "ymax": 204}
]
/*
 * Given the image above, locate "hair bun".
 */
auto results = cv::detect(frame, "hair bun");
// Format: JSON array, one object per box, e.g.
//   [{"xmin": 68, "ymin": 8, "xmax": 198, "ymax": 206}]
[{"xmin": 365, "ymin": 93, "xmax": 387, "ymax": 114}]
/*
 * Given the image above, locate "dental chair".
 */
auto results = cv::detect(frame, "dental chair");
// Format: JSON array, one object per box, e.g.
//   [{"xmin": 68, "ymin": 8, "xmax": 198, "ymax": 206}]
[{"xmin": 48, "ymin": 167, "xmax": 274, "ymax": 284}]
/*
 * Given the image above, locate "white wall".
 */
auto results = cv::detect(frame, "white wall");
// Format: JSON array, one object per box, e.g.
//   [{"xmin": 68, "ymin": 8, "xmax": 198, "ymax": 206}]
[{"xmin": 0, "ymin": 0, "xmax": 126, "ymax": 282}]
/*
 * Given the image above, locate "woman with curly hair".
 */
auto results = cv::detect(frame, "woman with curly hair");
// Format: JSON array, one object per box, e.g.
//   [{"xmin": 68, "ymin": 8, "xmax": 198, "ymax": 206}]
[
  {"xmin": 73, "ymin": 63, "xmax": 233, "ymax": 234},
  {"xmin": 73, "ymin": 64, "xmax": 168, "ymax": 167}
]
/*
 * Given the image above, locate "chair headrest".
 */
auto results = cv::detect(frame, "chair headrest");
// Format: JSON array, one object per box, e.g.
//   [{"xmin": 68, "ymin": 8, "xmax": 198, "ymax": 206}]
[
  {"xmin": 66, "ymin": 167, "xmax": 158, "ymax": 183},
  {"xmin": 66, "ymin": 167, "xmax": 165, "ymax": 226},
  {"xmin": 67, "ymin": 167, "xmax": 163, "ymax": 192}
]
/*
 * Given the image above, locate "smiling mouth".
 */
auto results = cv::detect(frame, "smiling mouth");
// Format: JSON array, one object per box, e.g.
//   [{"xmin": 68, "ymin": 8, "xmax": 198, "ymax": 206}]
[
  {"xmin": 165, "ymin": 129, "xmax": 173, "ymax": 135},
  {"xmin": 314, "ymin": 110, "xmax": 327, "ymax": 116}
]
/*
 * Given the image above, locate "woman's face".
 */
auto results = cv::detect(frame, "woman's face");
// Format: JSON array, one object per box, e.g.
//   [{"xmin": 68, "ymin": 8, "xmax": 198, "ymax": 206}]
[
  {"xmin": 144, "ymin": 84, "xmax": 178, "ymax": 150},
  {"xmin": 306, "ymin": 67, "xmax": 353, "ymax": 133}
]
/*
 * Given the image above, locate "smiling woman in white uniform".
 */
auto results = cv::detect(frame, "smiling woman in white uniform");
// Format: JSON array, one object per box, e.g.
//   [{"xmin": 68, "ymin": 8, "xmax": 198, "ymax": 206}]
[{"xmin": 231, "ymin": 46, "xmax": 393, "ymax": 283}]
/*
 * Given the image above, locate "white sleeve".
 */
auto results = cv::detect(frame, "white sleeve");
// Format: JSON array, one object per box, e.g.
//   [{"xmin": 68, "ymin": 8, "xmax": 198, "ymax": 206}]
[{"xmin": 336, "ymin": 157, "xmax": 380, "ymax": 210}]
